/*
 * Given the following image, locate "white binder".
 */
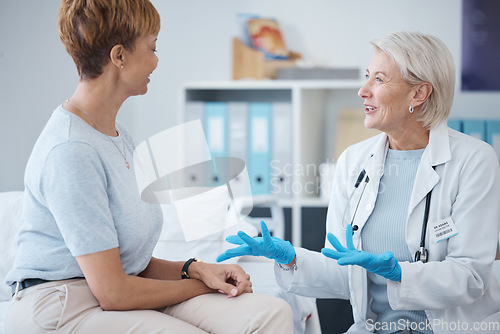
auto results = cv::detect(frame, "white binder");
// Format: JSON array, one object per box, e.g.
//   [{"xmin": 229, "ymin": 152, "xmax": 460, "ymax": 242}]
[
  {"xmin": 271, "ymin": 102, "xmax": 292, "ymax": 198},
  {"xmin": 184, "ymin": 102, "xmax": 207, "ymax": 188},
  {"xmin": 227, "ymin": 102, "xmax": 250, "ymax": 197},
  {"xmin": 248, "ymin": 102, "xmax": 272, "ymax": 195},
  {"xmin": 185, "ymin": 101, "xmax": 204, "ymax": 123},
  {"xmin": 228, "ymin": 102, "xmax": 248, "ymax": 162}
]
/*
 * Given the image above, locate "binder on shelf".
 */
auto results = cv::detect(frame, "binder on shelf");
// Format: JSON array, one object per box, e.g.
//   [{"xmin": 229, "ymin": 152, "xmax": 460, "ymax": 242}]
[
  {"xmin": 447, "ymin": 119, "xmax": 462, "ymax": 132},
  {"xmin": 462, "ymin": 120, "xmax": 486, "ymax": 141},
  {"xmin": 486, "ymin": 120, "xmax": 500, "ymax": 160},
  {"xmin": 185, "ymin": 101, "xmax": 204, "ymax": 122},
  {"xmin": 228, "ymin": 102, "xmax": 248, "ymax": 162},
  {"xmin": 270, "ymin": 102, "xmax": 292, "ymax": 198},
  {"xmin": 204, "ymin": 102, "xmax": 229, "ymax": 187},
  {"xmin": 227, "ymin": 102, "xmax": 249, "ymax": 195},
  {"xmin": 248, "ymin": 102, "xmax": 272, "ymax": 195},
  {"xmin": 184, "ymin": 102, "xmax": 207, "ymax": 188}
]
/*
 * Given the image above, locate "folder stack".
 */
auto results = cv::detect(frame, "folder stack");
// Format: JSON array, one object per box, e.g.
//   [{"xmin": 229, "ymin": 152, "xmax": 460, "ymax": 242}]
[
  {"xmin": 486, "ymin": 120, "xmax": 500, "ymax": 161},
  {"xmin": 462, "ymin": 119, "xmax": 486, "ymax": 141},
  {"xmin": 448, "ymin": 118, "xmax": 500, "ymax": 161},
  {"xmin": 189, "ymin": 100, "xmax": 293, "ymax": 197}
]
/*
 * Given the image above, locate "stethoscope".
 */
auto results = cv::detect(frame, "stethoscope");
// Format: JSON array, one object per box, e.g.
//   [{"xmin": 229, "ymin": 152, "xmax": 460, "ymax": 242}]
[{"xmin": 341, "ymin": 166, "xmax": 434, "ymax": 263}]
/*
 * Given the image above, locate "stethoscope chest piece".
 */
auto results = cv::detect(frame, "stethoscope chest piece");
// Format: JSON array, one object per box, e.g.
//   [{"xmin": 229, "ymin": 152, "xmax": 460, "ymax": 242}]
[{"xmin": 415, "ymin": 247, "xmax": 428, "ymax": 263}]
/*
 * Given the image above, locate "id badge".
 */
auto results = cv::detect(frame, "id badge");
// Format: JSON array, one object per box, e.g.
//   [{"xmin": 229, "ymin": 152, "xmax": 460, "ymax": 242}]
[{"xmin": 430, "ymin": 217, "xmax": 458, "ymax": 243}]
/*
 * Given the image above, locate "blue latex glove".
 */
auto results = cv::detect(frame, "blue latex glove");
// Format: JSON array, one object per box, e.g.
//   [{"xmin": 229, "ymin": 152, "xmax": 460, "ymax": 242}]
[
  {"xmin": 321, "ymin": 224, "xmax": 402, "ymax": 282},
  {"xmin": 216, "ymin": 221, "xmax": 295, "ymax": 264}
]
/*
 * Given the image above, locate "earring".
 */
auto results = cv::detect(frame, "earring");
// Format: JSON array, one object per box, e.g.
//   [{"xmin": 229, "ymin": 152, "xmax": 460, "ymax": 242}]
[
  {"xmin": 409, "ymin": 105, "xmax": 414, "ymax": 114},
  {"xmin": 120, "ymin": 64, "xmax": 124, "ymax": 69}
]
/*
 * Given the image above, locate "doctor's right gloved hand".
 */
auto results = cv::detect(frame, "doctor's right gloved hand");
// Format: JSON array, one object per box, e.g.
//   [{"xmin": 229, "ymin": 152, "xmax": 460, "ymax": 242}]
[
  {"xmin": 321, "ymin": 224, "xmax": 402, "ymax": 282},
  {"xmin": 216, "ymin": 221, "xmax": 296, "ymax": 264}
]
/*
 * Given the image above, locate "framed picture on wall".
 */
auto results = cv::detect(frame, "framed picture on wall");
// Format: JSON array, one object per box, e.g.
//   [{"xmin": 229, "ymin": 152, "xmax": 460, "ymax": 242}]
[
  {"xmin": 247, "ymin": 18, "xmax": 289, "ymax": 60},
  {"xmin": 462, "ymin": 0, "xmax": 500, "ymax": 91}
]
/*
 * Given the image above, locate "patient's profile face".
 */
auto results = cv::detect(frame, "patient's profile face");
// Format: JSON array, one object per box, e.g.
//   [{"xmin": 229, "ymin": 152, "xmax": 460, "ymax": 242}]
[{"xmin": 119, "ymin": 35, "xmax": 159, "ymax": 96}]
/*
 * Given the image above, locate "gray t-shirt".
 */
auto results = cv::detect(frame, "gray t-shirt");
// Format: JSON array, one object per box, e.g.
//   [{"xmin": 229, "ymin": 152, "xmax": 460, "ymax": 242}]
[{"xmin": 6, "ymin": 106, "xmax": 163, "ymax": 286}]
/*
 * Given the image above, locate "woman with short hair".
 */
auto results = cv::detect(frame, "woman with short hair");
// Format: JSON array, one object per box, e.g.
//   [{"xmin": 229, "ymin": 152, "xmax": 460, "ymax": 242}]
[{"xmin": 5, "ymin": 1, "xmax": 293, "ymax": 333}]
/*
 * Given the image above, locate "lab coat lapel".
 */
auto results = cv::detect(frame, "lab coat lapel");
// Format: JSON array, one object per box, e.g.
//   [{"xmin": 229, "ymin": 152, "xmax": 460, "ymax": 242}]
[
  {"xmin": 349, "ymin": 134, "xmax": 387, "ymax": 322},
  {"xmin": 352, "ymin": 134, "xmax": 387, "ymax": 233},
  {"xmin": 364, "ymin": 134, "xmax": 388, "ymax": 185},
  {"xmin": 407, "ymin": 158, "xmax": 438, "ymax": 219},
  {"xmin": 407, "ymin": 122, "xmax": 451, "ymax": 216}
]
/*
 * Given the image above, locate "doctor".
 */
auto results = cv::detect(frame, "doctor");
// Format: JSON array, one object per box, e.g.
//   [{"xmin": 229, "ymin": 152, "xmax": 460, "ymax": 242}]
[{"xmin": 218, "ymin": 31, "xmax": 500, "ymax": 333}]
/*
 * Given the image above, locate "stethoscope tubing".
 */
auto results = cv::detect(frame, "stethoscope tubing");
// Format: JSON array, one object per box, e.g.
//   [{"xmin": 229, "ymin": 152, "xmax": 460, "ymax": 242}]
[
  {"xmin": 341, "ymin": 165, "xmax": 435, "ymax": 263},
  {"xmin": 341, "ymin": 169, "xmax": 369, "ymax": 231}
]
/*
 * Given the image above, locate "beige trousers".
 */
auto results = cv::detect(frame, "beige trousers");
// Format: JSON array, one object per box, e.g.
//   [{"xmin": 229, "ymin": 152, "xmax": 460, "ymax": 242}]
[{"xmin": 6, "ymin": 278, "xmax": 293, "ymax": 333}]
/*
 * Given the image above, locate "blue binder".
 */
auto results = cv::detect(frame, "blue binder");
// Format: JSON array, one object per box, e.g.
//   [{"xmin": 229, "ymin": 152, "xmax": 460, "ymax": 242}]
[
  {"xmin": 486, "ymin": 120, "xmax": 500, "ymax": 161},
  {"xmin": 462, "ymin": 120, "xmax": 486, "ymax": 141},
  {"xmin": 447, "ymin": 119, "xmax": 462, "ymax": 132},
  {"xmin": 248, "ymin": 102, "xmax": 272, "ymax": 195},
  {"xmin": 204, "ymin": 102, "xmax": 228, "ymax": 186}
]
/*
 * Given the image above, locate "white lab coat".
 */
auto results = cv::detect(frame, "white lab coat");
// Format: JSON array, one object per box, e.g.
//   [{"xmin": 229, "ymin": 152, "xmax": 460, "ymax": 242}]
[{"xmin": 275, "ymin": 122, "xmax": 500, "ymax": 333}]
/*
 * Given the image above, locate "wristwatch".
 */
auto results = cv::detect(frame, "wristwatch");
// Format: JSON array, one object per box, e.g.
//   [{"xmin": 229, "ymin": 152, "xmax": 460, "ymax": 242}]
[{"xmin": 181, "ymin": 258, "xmax": 202, "ymax": 279}]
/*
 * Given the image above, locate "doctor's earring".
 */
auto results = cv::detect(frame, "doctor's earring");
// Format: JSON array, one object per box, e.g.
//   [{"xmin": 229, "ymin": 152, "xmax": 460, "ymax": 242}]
[{"xmin": 409, "ymin": 105, "xmax": 414, "ymax": 114}]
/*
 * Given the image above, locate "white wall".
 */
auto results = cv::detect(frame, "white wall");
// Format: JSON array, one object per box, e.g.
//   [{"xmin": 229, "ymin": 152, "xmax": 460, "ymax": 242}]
[{"xmin": 1, "ymin": 0, "xmax": 499, "ymax": 191}]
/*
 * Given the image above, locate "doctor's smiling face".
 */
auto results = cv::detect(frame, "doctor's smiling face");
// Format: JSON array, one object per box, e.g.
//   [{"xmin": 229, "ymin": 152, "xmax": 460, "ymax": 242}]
[{"xmin": 358, "ymin": 51, "xmax": 416, "ymax": 136}]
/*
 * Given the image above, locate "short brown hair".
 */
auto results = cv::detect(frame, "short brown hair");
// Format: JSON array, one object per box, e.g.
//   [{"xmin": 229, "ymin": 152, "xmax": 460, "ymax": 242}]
[{"xmin": 58, "ymin": 0, "xmax": 160, "ymax": 80}]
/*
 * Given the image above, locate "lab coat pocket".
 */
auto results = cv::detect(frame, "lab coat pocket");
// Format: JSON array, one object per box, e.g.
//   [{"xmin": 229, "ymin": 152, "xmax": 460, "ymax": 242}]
[{"xmin": 428, "ymin": 238, "xmax": 449, "ymax": 262}]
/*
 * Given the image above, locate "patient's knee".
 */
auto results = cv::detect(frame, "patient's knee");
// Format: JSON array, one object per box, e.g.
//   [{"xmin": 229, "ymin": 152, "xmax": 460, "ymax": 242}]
[{"xmin": 249, "ymin": 294, "xmax": 293, "ymax": 333}]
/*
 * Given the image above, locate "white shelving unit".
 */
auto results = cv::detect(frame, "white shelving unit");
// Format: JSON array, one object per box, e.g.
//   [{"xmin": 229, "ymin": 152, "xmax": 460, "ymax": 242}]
[{"xmin": 179, "ymin": 80, "xmax": 365, "ymax": 246}]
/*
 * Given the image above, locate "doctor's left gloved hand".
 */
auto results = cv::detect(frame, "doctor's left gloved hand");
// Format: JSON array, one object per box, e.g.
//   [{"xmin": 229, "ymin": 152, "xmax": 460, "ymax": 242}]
[
  {"xmin": 321, "ymin": 224, "xmax": 402, "ymax": 282},
  {"xmin": 216, "ymin": 221, "xmax": 296, "ymax": 264}
]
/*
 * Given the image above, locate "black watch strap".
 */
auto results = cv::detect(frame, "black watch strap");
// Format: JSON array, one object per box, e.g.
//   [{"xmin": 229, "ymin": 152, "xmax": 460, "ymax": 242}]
[{"xmin": 181, "ymin": 258, "xmax": 201, "ymax": 279}]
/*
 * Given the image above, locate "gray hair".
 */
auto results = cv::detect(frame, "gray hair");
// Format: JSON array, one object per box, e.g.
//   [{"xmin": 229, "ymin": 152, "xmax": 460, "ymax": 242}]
[{"xmin": 372, "ymin": 31, "xmax": 455, "ymax": 129}]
